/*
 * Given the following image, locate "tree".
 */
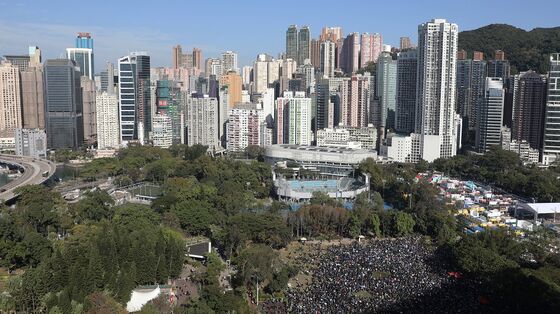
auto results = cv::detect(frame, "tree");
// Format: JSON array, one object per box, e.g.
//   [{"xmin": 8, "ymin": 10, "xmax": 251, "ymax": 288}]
[
  {"xmin": 171, "ymin": 201, "xmax": 215, "ymax": 236},
  {"xmin": 85, "ymin": 292, "xmax": 126, "ymax": 314},
  {"xmin": 74, "ymin": 190, "xmax": 114, "ymax": 223},
  {"xmin": 347, "ymin": 214, "xmax": 362, "ymax": 238},
  {"xmin": 233, "ymin": 244, "xmax": 281, "ymax": 290},
  {"xmin": 392, "ymin": 211, "xmax": 415, "ymax": 237},
  {"xmin": 245, "ymin": 145, "xmax": 265, "ymax": 160},
  {"xmin": 369, "ymin": 213, "xmax": 382, "ymax": 238}
]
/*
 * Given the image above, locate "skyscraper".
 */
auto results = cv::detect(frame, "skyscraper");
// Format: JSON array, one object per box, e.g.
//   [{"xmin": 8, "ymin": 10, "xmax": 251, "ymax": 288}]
[
  {"xmin": 320, "ymin": 40, "xmax": 336, "ymax": 78},
  {"xmin": 476, "ymin": 78, "xmax": 504, "ymax": 152},
  {"xmin": 400, "ymin": 37, "xmax": 412, "ymax": 50},
  {"xmin": 3, "ymin": 55, "xmax": 30, "ymax": 71},
  {"xmin": 360, "ymin": 33, "xmax": 383, "ymax": 67},
  {"xmin": 0, "ymin": 61, "xmax": 22, "ymax": 139},
  {"xmin": 253, "ymin": 54, "xmax": 269, "ymax": 94},
  {"xmin": 118, "ymin": 52, "xmax": 151, "ymax": 144},
  {"xmin": 151, "ymin": 113, "xmax": 173, "ymax": 148},
  {"xmin": 376, "ymin": 51, "xmax": 397, "ymax": 131},
  {"xmin": 320, "ymin": 26, "xmax": 343, "ymax": 42},
  {"xmin": 67, "ymin": 48, "xmax": 94, "ymax": 79},
  {"xmin": 275, "ymin": 91, "xmax": 312, "ymax": 145},
  {"xmin": 192, "ymin": 48, "xmax": 202, "ymax": 72},
  {"xmin": 286, "ymin": 25, "xmax": 298, "ymax": 61},
  {"xmin": 76, "ymin": 32, "xmax": 93, "ymax": 49},
  {"xmin": 172, "ymin": 45, "xmax": 202, "ymax": 71},
  {"xmin": 172, "ymin": 44, "xmax": 182, "ymax": 69},
  {"xmin": 456, "ymin": 51, "xmax": 487, "ymax": 130},
  {"xmin": 341, "ymin": 33, "xmax": 360, "ymax": 74},
  {"xmin": 488, "ymin": 50, "xmax": 511, "ymax": 81},
  {"xmin": 74, "ymin": 32, "xmax": 94, "ymax": 77},
  {"xmin": 242, "ymin": 66, "xmax": 253, "ymax": 87},
  {"xmin": 340, "ymin": 74, "xmax": 373, "ymax": 128},
  {"xmin": 281, "ymin": 58, "xmax": 297, "ymax": 79},
  {"xmin": 310, "ymin": 39, "xmax": 321, "ymax": 68},
  {"xmin": 227, "ymin": 103, "xmax": 265, "ymax": 152},
  {"xmin": 360, "ymin": 33, "xmax": 373, "ymax": 68},
  {"xmin": 96, "ymin": 92, "xmax": 119, "ymax": 149},
  {"xmin": 81, "ymin": 77, "xmax": 97, "ymax": 143},
  {"xmin": 186, "ymin": 94, "xmax": 219, "ymax": 150},
  {"xmin": 99, "ymin": 62, "xmax": 115, "ymax": 94},
  {"xmin": 542, "ymin": 53, "xmax": 560, "ymax": 165},
  {"xmin": 395, "ymin": 48, "xmax": 417, "ymax": 134},
  {"xmin": 221, "ymin": 51, "xmax": 239, "ymax": 74},
  {"xmin": 511, "ymin": 71, "xmax": 547, "ymax": 151},
  {"xmin": 298, "ymin": 26, "xmax": 311, "ymax": 66},
  {"xmin": 219, "ymin": 72, "xmax": 242, "ymax": 107},
  {"xmin": 205, "ymin": 58, "xmax": 222, "ymax": 78},
  {"xmin": 44, "ymin": 59, "xmax": 83, "ymax": 150},
  {"xmin": 414, "ymin": 19, "xmax": 459, "ymax": 162}
]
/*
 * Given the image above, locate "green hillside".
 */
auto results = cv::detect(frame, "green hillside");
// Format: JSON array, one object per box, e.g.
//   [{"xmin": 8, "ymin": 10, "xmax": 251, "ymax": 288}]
[{"xmin": 458, "ymin": 24, "xmax": 560, "ymax": 74}]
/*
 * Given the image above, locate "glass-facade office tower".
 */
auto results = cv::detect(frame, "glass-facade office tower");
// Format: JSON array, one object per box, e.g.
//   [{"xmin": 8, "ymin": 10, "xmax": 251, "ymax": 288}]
[
  {"xmin": 395, "ymin": 48, "xmax": 417, "ymax": 134},
  {"xmin": 73, "ymin": 32, "xmax": 94, "ymax": 78},
  {"xmin": 542, "ymin": 53, "xmax": 560, "ymax": 165},
  {"xmin": 376, "ymin": 51, "xmax": 397, "ymax": 131},
  {"xmin": 118, "ymin": 52, "xmax": 151, "ymax": 144},
  {"xmin": 44, "ymin": 59, "xmax": 84, "ymax": 150},
  {"xmin": 511, "ymin": 71, "xmax": 547, "ymax": 151},
  {"xmin": 66, "ymin": 48, "xmax": 94, "ymax": 79},
  {"xmin": 286, "ymin": 25, "xmax": 298, "ymax": 62},
  {"xmin": 76, "ymin": 32, "xmax": 93, "ymax": 49},
  {"xmin": 298, "ymin": 26, "xmax": 310, "ymax": 66},
  {"xmin": 476, "ymin": 78, "xmax": 504, "ymax": 152}
]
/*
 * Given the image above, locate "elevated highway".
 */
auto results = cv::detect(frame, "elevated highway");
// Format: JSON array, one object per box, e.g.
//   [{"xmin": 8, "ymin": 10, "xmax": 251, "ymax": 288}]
[{"xmin": 0, "ymin": 154, "xmax": 57, "ymax": 202}]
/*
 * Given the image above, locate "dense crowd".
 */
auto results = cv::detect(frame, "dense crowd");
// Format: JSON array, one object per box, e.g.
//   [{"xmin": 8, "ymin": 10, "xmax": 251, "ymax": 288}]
[{"xmin": 285, "ymin": 238, "xmax": 481, "ymax": 313}]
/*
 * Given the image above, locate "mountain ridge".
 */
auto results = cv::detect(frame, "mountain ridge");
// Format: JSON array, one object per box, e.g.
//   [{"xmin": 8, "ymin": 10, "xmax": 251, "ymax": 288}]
[{"xmin": 458, "ymin": 23, "xmax": 560, "ymax": 73}]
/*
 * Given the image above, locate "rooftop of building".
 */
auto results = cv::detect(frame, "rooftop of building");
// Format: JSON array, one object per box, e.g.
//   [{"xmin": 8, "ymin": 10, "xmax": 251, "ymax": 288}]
[{"xmin": 270, "ymin": 144, "xmax": 371, "ymax": 154}]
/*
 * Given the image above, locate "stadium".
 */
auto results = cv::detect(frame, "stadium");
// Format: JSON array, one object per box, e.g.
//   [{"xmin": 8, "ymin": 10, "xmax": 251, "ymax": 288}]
[
  {"xmin": 264, "ymin": 145, "xmax": 374, "ymax": 201},
  {"xmin": 273, "ymin": 174, "xmax": 370, "ymax": 201}
]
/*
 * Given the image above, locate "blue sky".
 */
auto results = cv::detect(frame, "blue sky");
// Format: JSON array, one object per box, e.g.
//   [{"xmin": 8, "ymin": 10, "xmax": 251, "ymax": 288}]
[{"xmin": 1, "ymin": 0, "xmax": 559, "ymax": 70}]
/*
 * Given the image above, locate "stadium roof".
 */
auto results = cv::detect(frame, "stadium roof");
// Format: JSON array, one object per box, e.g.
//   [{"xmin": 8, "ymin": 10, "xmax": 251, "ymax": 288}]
[{"xmin": 519, "ymin": 203, "xmax": 560, "ymax": 215}]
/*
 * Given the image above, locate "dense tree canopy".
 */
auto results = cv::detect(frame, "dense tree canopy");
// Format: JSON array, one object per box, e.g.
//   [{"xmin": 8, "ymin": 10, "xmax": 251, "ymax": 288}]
[{"xmin": 459, "ymin": 24, "xmax": 560, "ymax": 73}]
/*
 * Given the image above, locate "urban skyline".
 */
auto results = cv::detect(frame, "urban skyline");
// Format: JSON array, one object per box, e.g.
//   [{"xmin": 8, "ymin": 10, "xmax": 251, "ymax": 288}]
[{"xmin": 1, "ymin": 0, "xmax": 560, "ymax": 68}]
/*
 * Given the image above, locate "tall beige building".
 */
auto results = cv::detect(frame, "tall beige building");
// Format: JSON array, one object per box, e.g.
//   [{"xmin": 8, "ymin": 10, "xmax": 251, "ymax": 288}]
[
  {"xmin": 219, "ymin": 72, "xmax": 242, "ymax": 107},
  {"xmin": 21, "ymin": 47, "xmax": 44, "ymax": 129},
  {"xmin": 320, "ymin": 26, "xmax": 343, "ymax": 42},
  {"xmin": 0, "ymin": 61, "xmax": 22, "ymax": 138},
  {"xmin": 81, "ymin": 77, "xmax": 97, "ymax": 143}
]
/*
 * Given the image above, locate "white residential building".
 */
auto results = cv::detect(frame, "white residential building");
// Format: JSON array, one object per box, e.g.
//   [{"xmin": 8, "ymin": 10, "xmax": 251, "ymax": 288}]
[
  {"xmin": 227, "ymin": 103, "xmax": 266, "ymax": 152},
  {"xmin": 412, "ymin": 19, "xmax": 459, "ymax": 162},
  {"xmin": 221, "ymin": 51, "xmax": 239, "ymax": 74},
  {"xmin": 316, "ymin": 125, "xmax": 377, "ymax": 150},
  {"xmin": 380, "ymin": 132, "xmax": 415, "ymax": 163},
  {"xmin": 186, "ymin": 95, "xmax": 219, "ymax": 150},
  {"xmin": 96, "ymin": 92, "xmax": 120, "ymax": 149},
  {"xmin": 0, "ymin": 61, "xmax": 22, "ymax": 139},
  {"xmin": 152, "ymin": 114, "xmax": 173, "ymax": 148},
  {"xmin": 15, "ymin": 128, "xmax": 47, "ymax": 158},
  {"xmin": 275, "ymin": 91, "xmax": 312, "ymax": 145},
  {"xmin": 320, "ymin": 40, "xmax": 336, "ymax": 78}
]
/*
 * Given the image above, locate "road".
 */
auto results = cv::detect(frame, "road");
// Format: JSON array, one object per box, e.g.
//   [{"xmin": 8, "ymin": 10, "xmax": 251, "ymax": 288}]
[{"xmin": 0, "ymin": 154, "xmax": 57, "ymax": 202}]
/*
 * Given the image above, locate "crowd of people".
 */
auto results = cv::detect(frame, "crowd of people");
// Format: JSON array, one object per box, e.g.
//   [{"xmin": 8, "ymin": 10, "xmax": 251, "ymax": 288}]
[{"xmin": 284, "ymin": 237, "xmax": 481, "ymax": 313}]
